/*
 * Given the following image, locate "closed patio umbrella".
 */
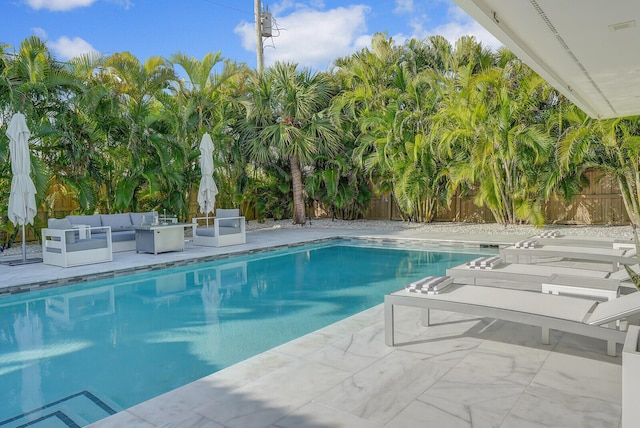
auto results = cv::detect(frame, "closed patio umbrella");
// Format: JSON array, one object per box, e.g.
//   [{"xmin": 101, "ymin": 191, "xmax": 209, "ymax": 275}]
[
  {"xmin": 6, "ymin": 112, "xmax": 38, "ymax": 264},
  {"xmin": 197, "ymin": 133, "xmax": 218, "ymax": 226}
]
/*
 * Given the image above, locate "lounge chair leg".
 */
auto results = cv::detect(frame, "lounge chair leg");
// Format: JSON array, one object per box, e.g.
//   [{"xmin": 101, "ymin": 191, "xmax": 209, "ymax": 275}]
[
  {"xmin": 607, "ymin": 340, "xmax": 616, "ymax": 357},
  {"xmin": 385, "ymin": 299, "xmax": 395, "ymax": 346},
  {"xmin": 542, "ymin": 326, "xmax": 550, "ymax": 345},
  {"xmin": 421, "ymin": 308, "xmax": 430, "ymax": 326}
]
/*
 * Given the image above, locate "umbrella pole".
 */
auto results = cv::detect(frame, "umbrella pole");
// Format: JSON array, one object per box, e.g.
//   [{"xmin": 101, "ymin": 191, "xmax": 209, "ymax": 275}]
[{"xmin": 21, "ymin": 224, "xmax": 27, "ymax": 261}]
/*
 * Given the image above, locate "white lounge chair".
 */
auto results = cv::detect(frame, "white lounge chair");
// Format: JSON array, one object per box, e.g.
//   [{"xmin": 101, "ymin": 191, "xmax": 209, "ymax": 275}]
[
  {"xmin": 529, "ymin": 234, "xmax": 634, "ymax": 250},
  {"xmin": 447, "ymin": 259, "xmax": 611, "ymax": 285},
  {"xmin": 501, "ymin": 244, "xmax": 637, "ymax": 270},
  {"xmin": 385, "ymin": 283, "xmax": 640, "ymax": 356}
]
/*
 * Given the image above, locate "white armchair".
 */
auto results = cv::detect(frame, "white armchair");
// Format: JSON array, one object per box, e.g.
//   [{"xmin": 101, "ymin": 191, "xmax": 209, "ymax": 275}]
[
  {"xmin": 192, "ymin": 209, "xmax": 246, "ymax": 247},
  {"xmin": 42, "ymin": 218, "xmax": 113, "ymax": 267}
]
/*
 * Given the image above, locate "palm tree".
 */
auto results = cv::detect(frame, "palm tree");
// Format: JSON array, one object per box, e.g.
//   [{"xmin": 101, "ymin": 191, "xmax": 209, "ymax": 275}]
[
  {"xmin": 558, "ymin": 107, "xmax": 640, "ymax": 225},
  {"xmin": 99, "ymin": 52, "xmax": 179, "ymax": 212},
  {"xmin": 242, "ymin": 62, "xmax": 342, "ymax": 224},
  {"xmin": 168, "ymin": 54, "xmax": 251, "ymax": 212},
  {"xmin": 433, "ymin": 47, "xmax": 556, "ymax": 225},
  {"xmin": 338, "ymin": 34, "xmax": 453, "ymax": 222},
  {"xmin": 334, "ymin": 34, "xmax": 403, "ymax": 214},
  {"xmin": 0, "ymin": 36, "xmax": 82, "ymax": 244}
]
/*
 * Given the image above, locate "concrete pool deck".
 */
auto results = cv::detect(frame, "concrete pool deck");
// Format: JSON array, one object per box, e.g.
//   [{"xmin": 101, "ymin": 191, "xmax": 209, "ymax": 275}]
[{"xmin": 0, "ymin": 225, "xmax": 626, "ymax": 427}]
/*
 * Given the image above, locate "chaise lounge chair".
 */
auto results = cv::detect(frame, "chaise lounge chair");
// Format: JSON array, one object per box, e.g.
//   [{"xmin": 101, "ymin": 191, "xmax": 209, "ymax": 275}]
[
  {"xmin": 529, "ymin": 231, "xmax": 634, "ymax": 249},
  {"xmin": 446, "ymin": 259, "xmax": 611, "ymax": 285},
  {"xmin": 500, "ymin": 244, "xmax": 637, "ymax": 270},
  {"xmin": 385, "ymin": 283, "xmax": 640, "ymax": 356}
]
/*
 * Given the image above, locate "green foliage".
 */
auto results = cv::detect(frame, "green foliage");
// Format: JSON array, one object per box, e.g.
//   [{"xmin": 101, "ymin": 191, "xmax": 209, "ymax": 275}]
[
  {"xmin": 1, "ymin": 34, "xmax": 639, "ymax": 231},
  {"xmin": 242, "ymin": 168, "xmax": 291, "ymax": 221},
  {"xmin": 624, "ymin": 225, "xmax": 640, "ymax": 292}
]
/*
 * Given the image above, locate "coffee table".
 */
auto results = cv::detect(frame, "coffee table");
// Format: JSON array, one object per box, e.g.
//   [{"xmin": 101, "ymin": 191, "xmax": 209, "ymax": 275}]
[{"xmin": 134, "ymin": 223, "xmax": 190, "ymax": 255}]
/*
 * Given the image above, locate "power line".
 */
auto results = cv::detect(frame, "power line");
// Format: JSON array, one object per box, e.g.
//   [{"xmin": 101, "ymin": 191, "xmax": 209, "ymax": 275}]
[{"xmin": 200, "ymin": 0, "xmax": 252, "ymax": 16}]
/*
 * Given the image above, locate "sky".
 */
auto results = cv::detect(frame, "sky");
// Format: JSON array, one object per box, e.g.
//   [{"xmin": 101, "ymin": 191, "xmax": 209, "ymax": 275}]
[{"xmin": 2, "ymin": 0, "xmax": 502, "ymax": 71}]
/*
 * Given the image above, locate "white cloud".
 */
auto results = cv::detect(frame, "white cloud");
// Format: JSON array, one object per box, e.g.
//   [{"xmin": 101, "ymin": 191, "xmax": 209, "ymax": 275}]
[
  {"xmin": 49, "ymin": 36, "xmax": 97, "ymax": 60},
  {"xmin": 271, "ymin": 0, "xmax": 325, "ymax": 16},
  {"xmin": 25, "ymin": 0, "xmax": 96, "ymax": 11},
  {"xmin": 433, "ymin": 19, "xmax": 502, "ymax": 51},
  {"xmin": 107, "ymin": 0, "xmax": 133, "ymax": 10},
  {"xmin": 405, "ymin": 5, "xmax": 502, "ymax": 51},
  {"xmin": 235, "ymin": 5, "xmax": 369, "ymax": 71},
  {"xmin": 394, "ymin": 0, "xmax": 413, "ymax": 14},
  {"xmin": 32, "ymin": 27, "xmax": 48, "ymax": 39}
]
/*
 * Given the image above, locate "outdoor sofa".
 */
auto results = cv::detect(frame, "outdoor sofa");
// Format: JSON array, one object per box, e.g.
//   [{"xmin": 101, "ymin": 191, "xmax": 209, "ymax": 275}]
[
  {"xmin": 385, "ymin": 282, "xmax": 640, "ymax": 357},
  {"xmin": 192, "ymin": 208, "xmax": 246, "ymax": 247},
  {"xmin": 65, "ymin": 211, "xmax": 158, "ymax": 252},
  {"xmin": 42, "ymin": 211, "xmax": 159, "ymax": 268}
]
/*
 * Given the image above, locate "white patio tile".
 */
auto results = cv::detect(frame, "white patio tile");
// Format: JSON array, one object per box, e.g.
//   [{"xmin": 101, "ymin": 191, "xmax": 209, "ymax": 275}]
[
  {"xmin": 85, "ymin": 411, "xmax": 154, "ymax": 428},
  {"xmin": 194, "ymin": 360, "xmax": 351, "ymax": 428},
  {"xmin": 273, "ymin": 402, "xmax": 380, "ymax": 428},
  {"xmin": 530, "ymin": 351, "xmax": 622, "ymax": 403},
  {"xmin": 503, "ymin": 386, "xmax": 621, "ymax": 428},
  {"xmin": 314, "ymin": 348, "xmax": 459, "ymax": 424}
]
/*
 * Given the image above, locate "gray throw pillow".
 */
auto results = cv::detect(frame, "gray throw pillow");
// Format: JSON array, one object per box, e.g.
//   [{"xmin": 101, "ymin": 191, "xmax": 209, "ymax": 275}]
[{"xmin": 48, "ymin": 218, "xmax": 76, "ymax": 244}]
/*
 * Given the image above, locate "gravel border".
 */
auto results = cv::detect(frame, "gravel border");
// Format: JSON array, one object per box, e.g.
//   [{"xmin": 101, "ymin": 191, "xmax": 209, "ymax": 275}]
[
  {"xmin": 1, "ymin": 219, "xmax": 634, "ymax": 259},
  {"xmin": 245, "ymin": 218, "xmax": 634, "ymax": 238}
]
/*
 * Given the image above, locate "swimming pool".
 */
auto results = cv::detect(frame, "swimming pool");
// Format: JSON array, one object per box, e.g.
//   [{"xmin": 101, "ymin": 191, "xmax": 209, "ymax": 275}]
[{"xmin": 0, "ymin": 240, "xmax": 493, "ymax": 427}]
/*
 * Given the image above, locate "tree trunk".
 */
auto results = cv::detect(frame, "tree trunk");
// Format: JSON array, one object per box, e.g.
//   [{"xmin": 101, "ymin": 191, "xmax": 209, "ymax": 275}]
[{"xmin": 290, "ymin": 155, "xmax": 306, "ymax": 224}]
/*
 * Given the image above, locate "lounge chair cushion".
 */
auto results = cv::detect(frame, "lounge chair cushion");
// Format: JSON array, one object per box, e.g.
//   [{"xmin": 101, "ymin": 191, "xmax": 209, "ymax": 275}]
[
  {"xmin": 417, "ymin": 284, "xmax": 598, "ymax": 323},
  {"xmin": 216, "ymin": 209, "xmax": 240, "ymax": 228},
  {"xmin": 46, "ymin": 237, "xmax": 108, "ymax": 253},
  {"xmin": 48, "ymin": 218, "xmax": 76, "ymax": 244},
  {"xmin": 111, "ymin": 230, "xmax": 136, "ymax": 242},
  {"xmin": 67, "ymin": 214, "xmax": 102, "ymax": 228},
  {"xmin": 196, "ymin": 226, "xmax": 216, "ymax": 237},
  {"xmin": 195, "ymin": 226, "xmax": 239, "ymax": 237},
  {"xmin": 100, "ymin": 213, "xmax": 133, "ymax": 230}
]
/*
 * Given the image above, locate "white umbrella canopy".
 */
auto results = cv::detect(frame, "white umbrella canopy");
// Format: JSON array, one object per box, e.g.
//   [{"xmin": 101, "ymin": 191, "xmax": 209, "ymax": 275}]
[
  {"xmin": 6, "ymin": 112, "xmax": 37, "ymax": 263},
  {"xmin": 197, "ymin": 133, "xmax": 218, "ymax": 219}
]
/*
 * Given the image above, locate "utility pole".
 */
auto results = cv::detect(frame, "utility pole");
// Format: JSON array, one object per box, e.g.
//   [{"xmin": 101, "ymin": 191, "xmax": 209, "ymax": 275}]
[{"xmin": 254, "ymin": 0, "xmax": 264, "ymax": 75}]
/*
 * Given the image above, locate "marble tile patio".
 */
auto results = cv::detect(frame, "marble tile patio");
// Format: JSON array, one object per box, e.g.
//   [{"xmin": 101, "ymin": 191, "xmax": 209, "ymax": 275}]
[{"xmin": 0, "ymin": 226, "xmax": 623, "ymax": 427}]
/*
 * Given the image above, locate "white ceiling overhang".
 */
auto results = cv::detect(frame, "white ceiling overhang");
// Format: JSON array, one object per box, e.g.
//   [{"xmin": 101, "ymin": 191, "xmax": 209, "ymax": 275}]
[{"xmin": 453, "ymin": 0, "xmax": 640, "ymax": 119}]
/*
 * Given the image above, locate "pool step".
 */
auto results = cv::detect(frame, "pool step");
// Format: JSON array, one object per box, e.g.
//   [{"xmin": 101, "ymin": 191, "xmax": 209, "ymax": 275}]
[{"xmin": 0, "ymin": 390, "xmax": 118, "ymax": 428}]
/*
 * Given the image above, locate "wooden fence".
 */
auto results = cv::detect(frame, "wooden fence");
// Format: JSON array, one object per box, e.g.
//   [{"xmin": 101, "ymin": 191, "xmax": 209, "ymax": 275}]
[
  {"xmin": 8, "ymin": 170, "xmax": 631, "ymax": 246},
  {"xmin": 365, "ymin": 170, "xmax": 631, "ymax": 225}
]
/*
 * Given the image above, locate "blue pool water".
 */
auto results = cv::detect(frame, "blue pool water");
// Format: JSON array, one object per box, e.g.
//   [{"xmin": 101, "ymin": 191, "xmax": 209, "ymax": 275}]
[{"xmin": 0, "ymin": 240, "xmax": 493, "ymax": 426}]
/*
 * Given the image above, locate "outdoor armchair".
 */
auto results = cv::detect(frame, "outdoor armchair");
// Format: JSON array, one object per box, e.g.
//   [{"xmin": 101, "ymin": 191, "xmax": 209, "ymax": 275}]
[
  {"xmin": 192, "ymin": 208, "xmax": 246, "ymax": 247},
  {"xmin": 42, "ymin": 218, "xmax": 113, "ymax": 267}
]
